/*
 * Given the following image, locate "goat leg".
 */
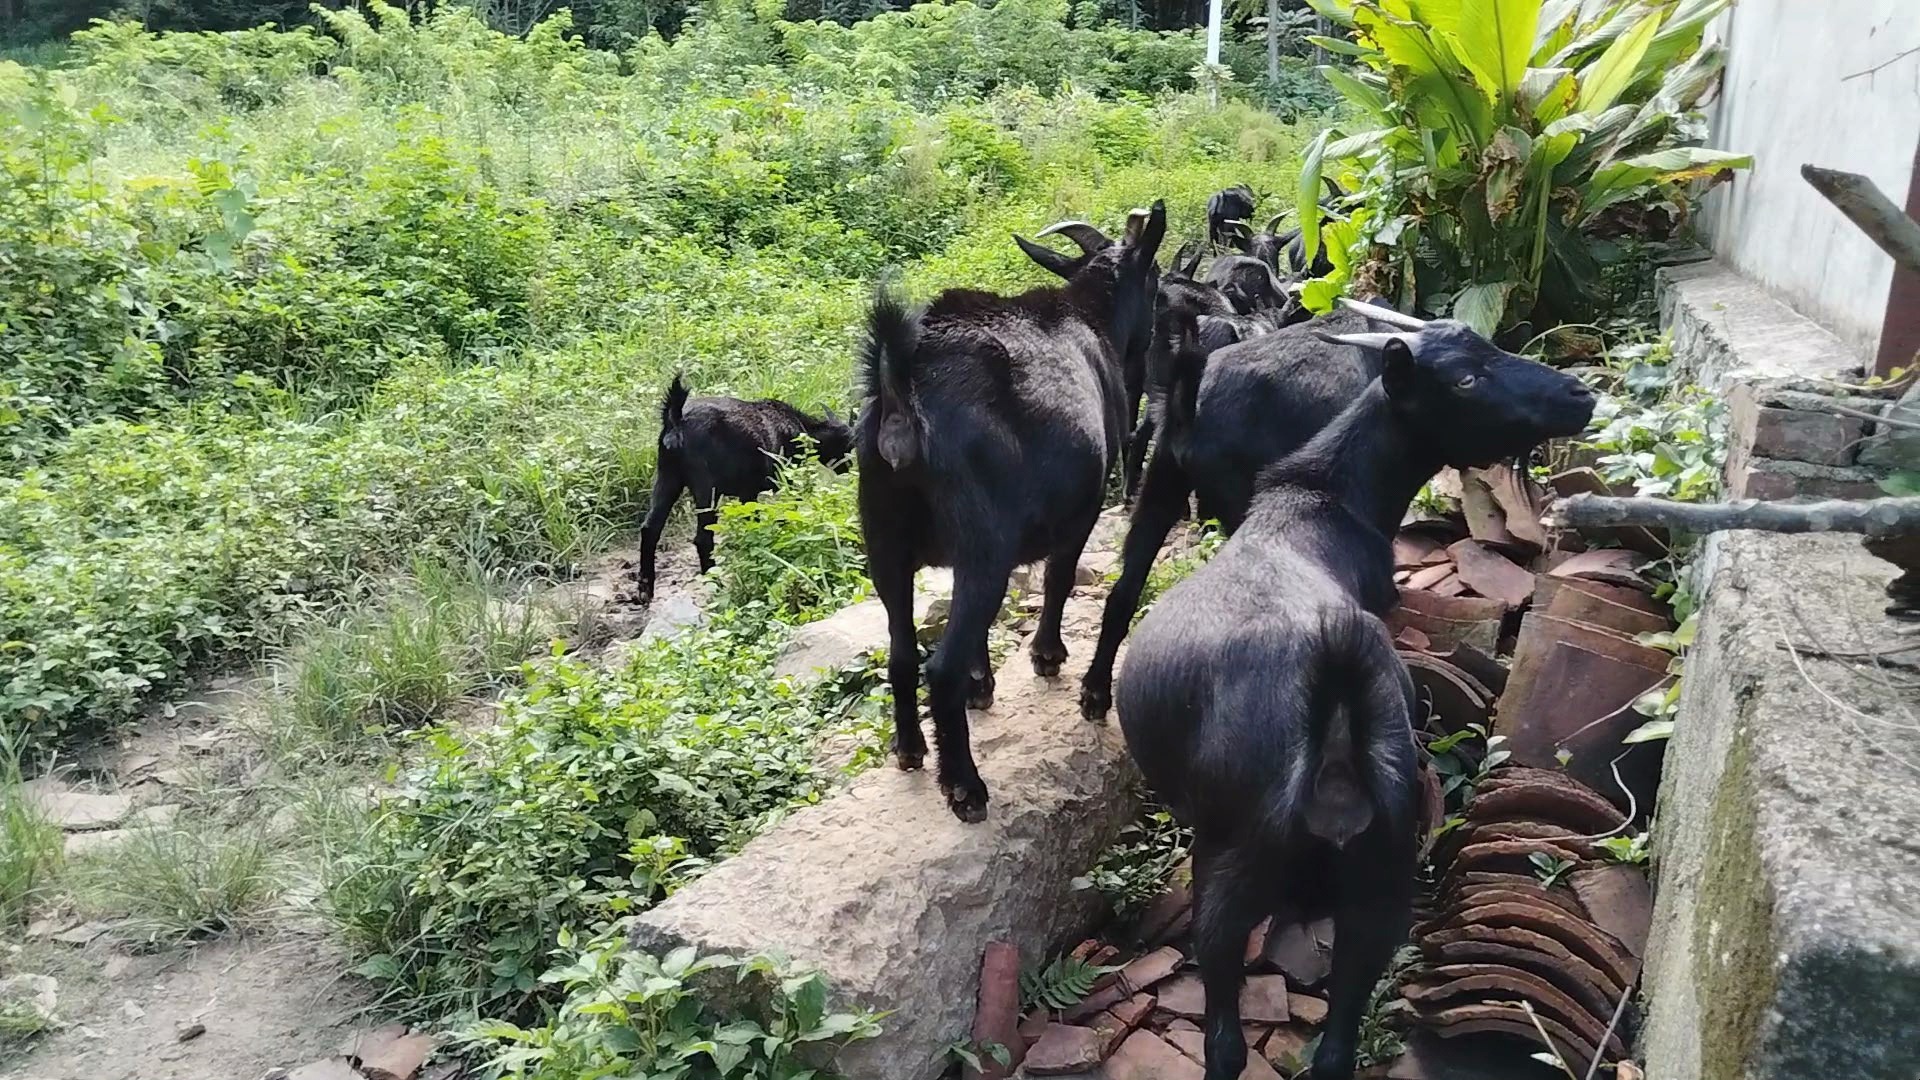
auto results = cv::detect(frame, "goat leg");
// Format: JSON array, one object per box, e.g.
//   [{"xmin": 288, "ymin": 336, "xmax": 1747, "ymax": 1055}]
[
  {"xmin": 1314, "ymin": 834, "xmax": 1415, "ymax": 1080},
  {"xmin": 1081, "ymin": 451, "xmax": 1193, "ymax": 720},
  {"xmin": 1122, "ymin": 415, "xmax": 1155, "ymax": 504},
  {"xmin": 1190, "ymin": 838, "xmax": 1266, "ymax": 1080},
  {"xmin": 1031, "ymin": 514, "xmax": 1097, "ymax": 677},
  {"xmin": 928, "ymin": 557, "xmax": 1011, "ymax": 822},
  {"xmin": 868, "ymin": 540, "xmax": 926, "ymax": 772},
  {"xmin": 691, "ymin": 484, "xmax": 719, "ymax": 573},
  {"xmin": 636, "ymin": 464, "xmax": 685, "ymax": 606},
  {"xmin": 968, "ymin": 639, "xmax": 996, "ymax": 710}
]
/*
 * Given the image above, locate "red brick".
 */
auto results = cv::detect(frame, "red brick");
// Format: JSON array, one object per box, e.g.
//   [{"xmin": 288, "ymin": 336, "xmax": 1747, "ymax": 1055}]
[
  {"xmin": 1118, "ymin": 945, "xmax": 1185, "ymax": 994},
  {"xmin": 1288, "ymin": 993, "xmax": 1329, "ymax": 1025},
  {"xmin": 1022, "ymin": 1024, "xmax": 1107, "ymax": 1075},
  {"xmin": 1106, "ymin": 1031, "xmax": 1206, "ymax": 1080}
]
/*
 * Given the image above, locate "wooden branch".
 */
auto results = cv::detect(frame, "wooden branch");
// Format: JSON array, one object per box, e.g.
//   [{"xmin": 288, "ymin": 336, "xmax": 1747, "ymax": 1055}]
[
  {"xmin": 1802, "ymin": 164, "xmax": 1920, "ymax": 276},
  {"xmin": 1802, "ymin": 398, "xmax": 1920, "ymax": 433},
  {"xmin": 1549, "ymin": 493, "xmax": 1920, "ymax": 537}
]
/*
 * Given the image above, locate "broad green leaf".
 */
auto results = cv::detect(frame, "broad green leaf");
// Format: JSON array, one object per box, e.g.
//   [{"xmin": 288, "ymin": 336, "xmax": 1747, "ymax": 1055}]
[
  {"xmin": 1583, "ymin": 147, "xmax": 1754, "ymax": 215},
  {"xmin": 1616, "ymin": 42, "xmax": 1725, "ymax": 153},
  {"xmin": 1432, "ymin": 0, "xmax": 1544, "ymax": 104},
  {"xmin": 1623, "ymin": 718, "xmax": 1674, "ymax": 744},
  {"xmin": 1673, "ymin": 612, "xmax": 1698, "ymax": 648},
  {"xmin": 1307, "ymin": 34, "xmax": 1370, "ymax": 57},
  {"xmin": 1301, "ymin": 277, "xmax": 1343, "ymax": 314},
  {"xmin": 1548, "ymin": 0, "xmax": 1642, "ymax": 66},
  {"xmin": 1453, "ymin": 282, "xmax": 1515, "ymax": 335},
  {"xmin": 1304, "ymin": 0, "xmax": 1358, "ymax": 25},
  {"xmin": 1576, "ymin": 9, "xmax": 1662, "ymax": 114},
  {"xmin": 1879, "ymin": 470, "xmax": 1920, "ymax": 497},
  {"xmin": 1533, "ymin": 0, "xmax": 1581, "ymax": 59},
  {"xmin": 1298, "ymin": 129, "xmax": 1331, "ymax": 267},
  {"xmin": 1357, "ymin": 9, "xmax": 1494, "ymax": 143},
  {"xmin": 1637, "ymin": 0, "xmax": 1732, "ymax": 77},
  {"xmin": 1319, "ymin": 65, "xmax": 1393, "ymax": 118},
  {"xmin": 1518, "ymin": 66, "xmax": 1576, "ymax": 123},
  {"xmin": 1326, "ymin": 126, "xmax": 1392, "ymax": 160}
]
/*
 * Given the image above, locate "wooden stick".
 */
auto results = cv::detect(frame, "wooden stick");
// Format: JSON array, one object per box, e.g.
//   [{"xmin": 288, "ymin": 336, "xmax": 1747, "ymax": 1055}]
[
  {"xmin": 1802, "ymin": 164, "xmax": 1920, "ymax": 276},
  {"xmin": 1549, "ymin": 493, "xmax": 1920, "ymax": 537}
]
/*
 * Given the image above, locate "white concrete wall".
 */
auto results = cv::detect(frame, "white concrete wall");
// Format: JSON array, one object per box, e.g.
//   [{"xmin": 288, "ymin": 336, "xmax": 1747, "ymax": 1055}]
[{"xmin": 1698, "ymin": 0, "xmax": 1920, "ymax": 361}]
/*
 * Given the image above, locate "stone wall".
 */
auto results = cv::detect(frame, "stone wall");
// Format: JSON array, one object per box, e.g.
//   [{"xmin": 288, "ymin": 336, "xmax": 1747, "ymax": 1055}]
[{"xmin": 1639, "ymin": 259, "xmax": 1920, "ymax": 1079}]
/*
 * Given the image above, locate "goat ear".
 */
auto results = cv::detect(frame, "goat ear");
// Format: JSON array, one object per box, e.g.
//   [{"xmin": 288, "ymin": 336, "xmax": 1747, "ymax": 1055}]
[
  {"xmin": 1014, "ymin": 234, "xmax": 1081, "ymax": 279},
  {"xmin": 1380, "ymin": 337, "xmax": 1419, "ymax": 400}
]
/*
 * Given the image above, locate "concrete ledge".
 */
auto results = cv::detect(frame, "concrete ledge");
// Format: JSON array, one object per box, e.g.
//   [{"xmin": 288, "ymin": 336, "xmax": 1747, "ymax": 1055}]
[
  {"xmin": 1640, "ymin": 532, "xmax": 1920, "ymax": 1079},
  {"xmin": 631, "ymin": 591, "xmax": 1140, "ymax": 1080},
  {"xmin": 1657, "ymin": 260, "xmax": 1864, "ymax": 388}
]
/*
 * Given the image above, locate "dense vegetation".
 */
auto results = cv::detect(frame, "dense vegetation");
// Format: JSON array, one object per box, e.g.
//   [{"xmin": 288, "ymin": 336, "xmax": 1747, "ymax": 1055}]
[{"xmin": 1, "ymin": 0, "xmax": 1317, "ymax": 755}]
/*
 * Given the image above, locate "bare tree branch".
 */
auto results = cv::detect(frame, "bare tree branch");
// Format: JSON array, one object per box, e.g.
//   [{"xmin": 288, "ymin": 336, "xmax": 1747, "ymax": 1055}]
[
  {"xmin": 1801, "ymin": 164, "xmax": 1920, "ymax": 276},
  {"xmin": 1548, "ymin": 494, "xmax": 1920, "ymax": 537}
]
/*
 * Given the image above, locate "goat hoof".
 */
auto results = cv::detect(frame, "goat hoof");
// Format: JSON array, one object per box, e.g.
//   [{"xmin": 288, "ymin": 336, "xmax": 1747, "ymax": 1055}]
[
  {"xmin": 1029, "ymin": 643, "xmax": 1067, "ymax": 678},
  {"xmin": 941, "ymin": 778, "xmax": 990, "ymax": 823},
  {"xmin": 891, "ymin": 734, "xmax": 926, "ymax": 771},
  {"xmin": 967, "ymin": 680, "xmax": 996, "ymax": 711},
  {"xmin": 1078, "ymin": 684, "xmax": 1111, "ymax": 722}
]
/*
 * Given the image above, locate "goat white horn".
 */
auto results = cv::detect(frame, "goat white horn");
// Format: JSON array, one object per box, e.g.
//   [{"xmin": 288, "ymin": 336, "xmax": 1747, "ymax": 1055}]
[
  {"xmin": 1036, "ymin": 220, "xmax": 1111, "ymax": 253},
  {"xmin": 1312, "ymin": 330, "xmax": 1407, "ymax": 351},
  {"xmin": 1125, "ymin": 207, "xmax": 1151, "ymax": 242},
  {"xmin": 1336, "ymin": 297, "xmax": 1428, "ymax": 330}
]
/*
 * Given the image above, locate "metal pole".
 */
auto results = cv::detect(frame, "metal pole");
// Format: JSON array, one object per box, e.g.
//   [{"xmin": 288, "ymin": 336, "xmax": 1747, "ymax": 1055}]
[{"xmin": 1205, "ymin": 0, "xmax": 1223, "ymax": 105}]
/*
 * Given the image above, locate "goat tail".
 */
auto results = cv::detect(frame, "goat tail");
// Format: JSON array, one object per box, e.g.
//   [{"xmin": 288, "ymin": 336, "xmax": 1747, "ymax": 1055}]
[
  {"xmin": 660, "ymin": 372, "xmax": 690, "ymax": 452},
  {"xmin": 1298, "ymin": 607, "xmax": 1415, "ymax": 849},
  {"xmin": 862, "ymin": 283, "xmax": 925, "ymax": 471}
]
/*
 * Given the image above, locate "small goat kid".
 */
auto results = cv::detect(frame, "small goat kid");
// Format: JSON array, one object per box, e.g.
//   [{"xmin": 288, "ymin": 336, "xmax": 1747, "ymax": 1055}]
[
  {"xmin": 1115, "ymin": 301, "xmax": 1595, "ymax": 1080},
  {"xmin": 860, "ymin": 203, "xmax": 1168, "ymax": 822},
  {"xmin": 636, "ymin": 375, "xmax": 853, "ymax": 604},
  {"xmin": 1206, "ymin": 184, "xmax": 1257, "ymax": 249}
]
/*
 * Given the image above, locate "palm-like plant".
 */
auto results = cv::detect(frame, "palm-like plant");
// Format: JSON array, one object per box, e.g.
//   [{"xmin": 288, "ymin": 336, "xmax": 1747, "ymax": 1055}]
[{"xmin": 1297, "ymin": 0, "xmax": 1752, "ymax": 334}]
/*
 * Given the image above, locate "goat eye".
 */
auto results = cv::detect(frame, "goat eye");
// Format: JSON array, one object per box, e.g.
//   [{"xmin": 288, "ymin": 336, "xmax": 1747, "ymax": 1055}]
[{"xmin": 1455, "ymin": 373, "xmax": 1479, "ymax": 389}]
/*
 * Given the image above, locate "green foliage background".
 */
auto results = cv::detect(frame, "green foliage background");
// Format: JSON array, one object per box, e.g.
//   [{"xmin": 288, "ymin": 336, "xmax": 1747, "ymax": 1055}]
[{"xmin": 0, "ymin": 0, "xmax": 1317, "ymax": 757}]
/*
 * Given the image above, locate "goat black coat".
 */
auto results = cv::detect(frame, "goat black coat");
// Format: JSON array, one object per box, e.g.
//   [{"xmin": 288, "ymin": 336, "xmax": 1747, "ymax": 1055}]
[
  {"xmin": 1115, "ymin": 319, "xmax": 1595, "ymax": 1080},
  {"xmin": 1081, "ymin": 305, "xmax": 1386, "ymax": 719},
  {"xmin": 859, "ymin": 203, "xmax": 1167, "ymax": 822},
  {"xmin": 1206, "ymin": 185, "xmax": 1256, "ymax": 249},
  {"xmin": 636, "ymin": 375, "xmax": 852, "ymax": 603}
]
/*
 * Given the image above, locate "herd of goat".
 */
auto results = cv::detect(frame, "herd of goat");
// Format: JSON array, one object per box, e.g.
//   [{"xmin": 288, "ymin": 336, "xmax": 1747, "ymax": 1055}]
[{"xmin": 636, "ymin": 190, "xmax": 1597, "ymax": 1080}]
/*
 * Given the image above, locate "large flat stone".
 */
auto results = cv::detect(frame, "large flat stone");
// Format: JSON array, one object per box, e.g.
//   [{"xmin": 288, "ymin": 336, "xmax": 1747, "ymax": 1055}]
[
  {"xmin": 772, "ymin": 571, "xmax": 947, "ymax": 689},
  {"xmin": 1640, "ymin": 532, "xmax": 1920, "ymax": 1080},
  {"xmin": 1658, "ymin": 260, "xmax": 1862, "ymax": 390},
  {"xmin": 632, "ymin": 591, "xmax": 1139, "ymax": 1080},
  {"xmin": 23, "ymin": 778, "xmax": 132, "ymax": 831}
]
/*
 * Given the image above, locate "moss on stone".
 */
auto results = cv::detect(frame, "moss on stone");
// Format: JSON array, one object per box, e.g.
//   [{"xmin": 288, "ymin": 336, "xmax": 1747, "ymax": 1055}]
[{"xmin": 1693, "ymin": 716, "xmax": 1778, "ymax": 1080}]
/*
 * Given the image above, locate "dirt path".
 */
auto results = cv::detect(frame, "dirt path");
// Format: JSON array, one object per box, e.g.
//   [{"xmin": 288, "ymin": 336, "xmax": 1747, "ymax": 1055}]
[{"xmin": 6, "ymin": 545, "xmax": 708, "ymax": 1080}]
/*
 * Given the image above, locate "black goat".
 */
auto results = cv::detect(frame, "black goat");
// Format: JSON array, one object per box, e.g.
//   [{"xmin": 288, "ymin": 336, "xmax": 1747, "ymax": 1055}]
[
  {"xmin": 636, "ymin": 374, "xmax": 853, "ymax": 604},
  {"xmin": 1080, "ymin": 302, "xmax": 1393, "ymax": 720},
  {"xmin": 1204, "ymin": 253, "xmax": 1296, "ymax": 317},
  {"xmin": 1114, "ymin": 304, "xmax": 1595, "ymax": 1080},
  {"xmin": 861, "ymin": 203, "xmax": 1168, "ymax": 822},
  {"xmin": 1206, "ymin": 184, "xmax": 1257, "ymax": 249}
]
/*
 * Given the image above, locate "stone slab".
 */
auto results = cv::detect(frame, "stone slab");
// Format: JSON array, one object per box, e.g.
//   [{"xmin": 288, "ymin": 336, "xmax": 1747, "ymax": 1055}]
[
  {"xmin": 1658, "ymin": 260, "xmax": 1863, "ymax": 390},
  {"xmin": 631, "ymin": 591, "xmax": 1140, "ymax": 1080},
  {"xmin": 1640, "ymin": 533, "xmax": 1920, "ymax": 1080}
]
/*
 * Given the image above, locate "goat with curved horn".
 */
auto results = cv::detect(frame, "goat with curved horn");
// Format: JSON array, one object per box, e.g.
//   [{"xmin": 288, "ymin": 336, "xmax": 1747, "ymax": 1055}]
[
  {"xmin": 1336, "ymin": 297, "xmax": 1428, "ymax": 331},
  {"xmin": 1310, "ymin": 330, "xmax": 1407, "ymax": 352},
  {"xmin": 1036, "ymin": 220, "xmax": 1112, "ymax": 253}
]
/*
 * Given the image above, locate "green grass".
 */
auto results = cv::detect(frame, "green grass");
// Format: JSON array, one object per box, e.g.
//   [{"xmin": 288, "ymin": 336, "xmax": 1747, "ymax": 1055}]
[
  {"xmin": 266, "ymin": 559, "xmax": 595, "ymax": 758},
  {"xmin": 0, "ymin": 733, "xmax": 64, "ymax": 928},
  {"xmin": 68, "ymin": 819, "xmax": 279, "ymax": 944}
]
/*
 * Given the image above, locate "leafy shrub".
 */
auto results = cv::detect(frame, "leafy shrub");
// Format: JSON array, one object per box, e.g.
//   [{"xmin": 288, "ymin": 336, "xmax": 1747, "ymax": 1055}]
[
  {"xmin": 468, "ymin": 935, "xmax": 883, "ymax": 1080},
  {"xmin": 1072, "ymin": 803, "xmax": 1191, "ymax": 916},
  {"xmin": 324, "ymin": 607, "xmax": 883, "ymax": 1017},
  {"xmin": 1298, "ymin": 0, "xmax": 1753, "ymax": 332},
  {"xmin": 710, "ymin": 455, "xmax": 869, "ymax": 625},
  {"xmin": 0, "ymin": 2, "xmax": 1307, "ymax": 759}
]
